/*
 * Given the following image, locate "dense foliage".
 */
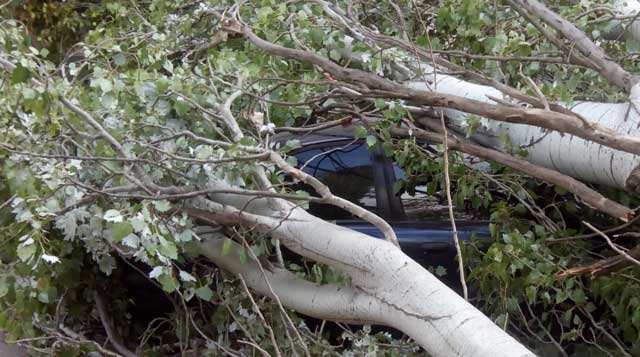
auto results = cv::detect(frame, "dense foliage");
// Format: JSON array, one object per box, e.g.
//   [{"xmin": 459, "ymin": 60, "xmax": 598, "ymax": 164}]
[{"xmin": 0, "ymin": 0, "xmax": 639, "ymax": 355}]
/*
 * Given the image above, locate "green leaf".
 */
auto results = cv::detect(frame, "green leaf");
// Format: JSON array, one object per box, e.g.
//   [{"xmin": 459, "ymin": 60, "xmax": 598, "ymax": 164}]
[
  {"xmin": 355, "ymin": 126, "xmax": 367, "ymax": 138},
  {"xmin": 554, "ymin": 186, "xmax": 568, "ymax": 195},
  {"xmin": 174, "ymin": 100, "xmax": 190, "ymax": 117},
  {"xmin": 293, "ymin": 190, "xmax": 310, "ymax": 210},
  {"xmin": 38, "ymin": 291, "xmax": 49, "ymax": 304},
  {"xmin": 179, "ymin": 270, "xmax": 196, "ymax": 282},
  {"xmin": 130, "ymin": 218, "xmax": 146, "ymax": 232},
  {"xmin": 176, "ymin": 229, "xmax": 193, "ymax": 242},
  {"xmin": 156, "ymin": 77, "xmax": 170, "ymax": 93},
  {"xmin": 571, "ymin": 289, "xmax": 586, "ymax": 304},
  {"xmin": 562, "ymin": 309, "xmax": 573, "ymax": 325},
  {"xmin": 382, "ymin": 142, "xmax": 394, "ymax": 157},
  {"xmin": 153, "ymin": 200, "xmax": 171, "ymax": 212},
  {"xmin": 157, "ymin": 241, "xmax": 178, "ymax": 260},
  {"xmin": 113, "ymin": 53, "xmax": 126, "ymax": 66},
  {"xmin": 98, "ymin": 255, "xmax": 116, "ymax": 275},
  {"xmin": 149, "ymin": 266, "xmax": 164, "ymax": 279},
  {"xmin": 103, "ymin": 209, "xmax": 123, "ymax": 222},
  {"xmin": 158, "ymin": 273, "xmax": 179, "ymax": 292},
  {"xmin": 285, "ymin": 139, "xmax": 301, "ymax": 150},
  {"xmin": 416, "ymin": 35, "xmax": 429, "ymax": 47},
  {"xmin": 525, "ymin": 285, "xmax": 537, "ymax": 304},
  {"xmin": 0, "ymin": 277, "xmax": 9, "ymax": 298},
  {"xmin": 122, "ymin": 234, "xmax": 140, "ymax": 248},
  {"xmin": 309, "ymin": 27, "xmax": 324, "ymax": 46},
  {"xmin": 286, "ymin": 155, "xmax": 298, "ymax": 167},
  {"xmin": 17, "ymin": 243, "xmax": 36, "ymax": 262},
  {"xmin": 221, "ymin": 239, "xmax": 233, "ymax": 256},
  {"xmin": 393, "ymin": 180, "xmax": 404, "ymax": 194},
  {"xmin": 11, "ymin": 65, "xmax": 31, "ymax": 85},
  {"xmin": 435, "ymin": 265, "xmax": 447, "ymax": 277},
  {"xmin": 195, "ymin": 286, "xmax": 214, "ymax": 301},
  {"xmin": 366, "ymin": 135, "xmax": 377, "ymax": 147},
  {"xmin": 96, "ymin": 78, "xmax": 113, "ymax": 93},
  {"xmin": 112, "ymin": 222, "xmax": 133, "ymax": 242},
  {"xmin": 556, "ymin": 289, "xmax": 570, "ymax": 304}
]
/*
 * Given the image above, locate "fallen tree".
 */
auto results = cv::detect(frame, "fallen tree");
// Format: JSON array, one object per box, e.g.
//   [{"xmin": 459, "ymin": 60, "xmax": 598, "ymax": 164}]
[{"xmin": 0, "ymin": 0, "xmax": 639, "ymax": 356}]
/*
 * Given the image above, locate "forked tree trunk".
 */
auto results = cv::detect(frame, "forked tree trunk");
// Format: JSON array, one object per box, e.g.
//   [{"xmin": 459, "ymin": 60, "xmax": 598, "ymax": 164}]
[{"xmin": 192, "ymin": 182, "xmax": 536, "ymax": 357}]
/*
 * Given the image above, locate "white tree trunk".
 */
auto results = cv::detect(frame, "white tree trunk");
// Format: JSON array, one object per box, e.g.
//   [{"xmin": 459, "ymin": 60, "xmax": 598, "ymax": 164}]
[
  {"xmin": 407, "ymin": 73, "xmax": 640, "ymax": 192},
  {"xmin": 320, "ymin": 0, "xmax": 640, "ymax": 192},
  {"xmin": 192, "ymin": 182, "xmax": 536, "ymax": 357}
]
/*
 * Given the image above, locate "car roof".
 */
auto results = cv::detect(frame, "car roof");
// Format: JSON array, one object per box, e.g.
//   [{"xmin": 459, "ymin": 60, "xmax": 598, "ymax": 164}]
[{"xmin": 271, "ymin": 125, "xmax": 359, "ymax": 147}]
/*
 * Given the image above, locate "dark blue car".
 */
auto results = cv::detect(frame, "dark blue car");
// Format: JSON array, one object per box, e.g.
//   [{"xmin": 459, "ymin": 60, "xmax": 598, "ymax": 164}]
[{"xmin": 274, "ymin": 127, "xmax": 489, "ymax": 292}]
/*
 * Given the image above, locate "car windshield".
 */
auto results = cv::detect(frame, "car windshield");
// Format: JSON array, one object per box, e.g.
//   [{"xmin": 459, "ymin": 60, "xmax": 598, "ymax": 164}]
[{"xmin": 294, "ymin": 142, "xmax": 378, "ymax": 219}]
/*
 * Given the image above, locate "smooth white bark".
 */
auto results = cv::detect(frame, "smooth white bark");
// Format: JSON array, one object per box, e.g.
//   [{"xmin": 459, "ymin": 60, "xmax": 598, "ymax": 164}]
[
  {"xmin": 193, "ymin": 183, "xmax": 536, "ymax": 356},
  {"xmin": 319, "ymin": 1, "xmax": 640, "ymax": 192},
  {"xmin": 406, "ymin": 72, "xmax": 640, "ymax": 192},
  {"xmin": 199, "ymin": 238, "xmax": 383, "ymax": 324}
]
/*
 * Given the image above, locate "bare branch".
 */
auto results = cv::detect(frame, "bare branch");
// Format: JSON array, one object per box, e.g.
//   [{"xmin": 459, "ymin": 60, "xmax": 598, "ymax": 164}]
[
  {"xmin": 508, "ymin": 0, "xmax": 639, "ymax": 92},
  {"xmin": 268, "ymin": 151, "xmax": 400, "ymax": 247},
  {"xmin": 219, "ymin": 90, "xmax": 245, "ymax": 142},
  {"xmin": 584, "ymin": 221, "xmax": 640, "ymax": 267},
  {"xmin": 437, "ymin": 111, "xmax": 468, "ymax": 300},
  {"xmin": 232, "ymin": 24, "xmax": 640, "ymax": 159},
  {"xmin": 93, "ymin": 291, "xmax": 137, "ymax": 357},
  {"xmin": 554, "ymin": 245, "xmax": 640, "ymax": 278},
  {"xmin": 198, "ymin": 237, "xmax": 380, "ymax": 324},
  {"xmin": 388, "ymin": 125, "xmax": 634, "ymax": 221},
  {"xmin": 237, "ymin": 275, "xmax": 283, "ymax": 357}
]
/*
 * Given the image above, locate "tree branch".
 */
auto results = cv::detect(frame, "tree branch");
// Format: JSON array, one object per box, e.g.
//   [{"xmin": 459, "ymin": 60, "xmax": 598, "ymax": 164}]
[
  {"xmin": 388, "ymin": 125, "xmax": 634, "ymax": 221},
  {"xmin": 93, "ymin": 291, "xmax": 137, "ymax": 357},
  {"xmin": 231, "ymin": 24, "xmax": 640, "ymax": 159},
  {"xmin": 197, "ymin": 237, "xmax": 381, "ymax": 324},
  {"xmin": 555, "ymin": 245, "xmax": 640, "ymax": 278},
  {"xmin": 508, "ymin": 0, "xmax": 639, "ymax": 92}
]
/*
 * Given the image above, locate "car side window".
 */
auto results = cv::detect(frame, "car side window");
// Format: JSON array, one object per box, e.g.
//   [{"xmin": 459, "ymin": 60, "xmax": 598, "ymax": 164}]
[{"xmin": 294, "ymin": 142, "xmax": 377, "ymax": 219}]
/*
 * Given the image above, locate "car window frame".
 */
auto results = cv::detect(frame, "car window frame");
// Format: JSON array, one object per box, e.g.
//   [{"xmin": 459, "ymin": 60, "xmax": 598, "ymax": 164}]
[{"xmin": 289, "ymin": 138, "xmax": 405, "ymax": 221}]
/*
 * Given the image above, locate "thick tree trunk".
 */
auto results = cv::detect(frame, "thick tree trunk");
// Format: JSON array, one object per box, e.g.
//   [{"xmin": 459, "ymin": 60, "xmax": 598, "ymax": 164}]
[
  {"xmin": 316, "ymin": 1, "xmax": 640, "ymax": 193},
  {"xmin": 406, "ymin": 72, "xmax": 640, "ymax": 193},
  {"xmin": 192, "ymin": 182, "xmax": 536, "ymax": 356}
]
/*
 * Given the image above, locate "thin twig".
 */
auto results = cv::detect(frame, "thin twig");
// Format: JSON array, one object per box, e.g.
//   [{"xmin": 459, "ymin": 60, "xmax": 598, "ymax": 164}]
[
  {"xmin": 584, "ymin": 221, "xmax": 640, "ymax": 267},
  {"xmin": 0, "ymin": 194, "xmax": 16, "ymax": 211},
  {"xmin": 238, "ymin": 275, "xmax": 283, "ymax": 357},
  {"xmin": 239, "ymin": 236, "xmax": 311, "ymax": 357},
  {"xmin": 519, "ymin": 66, "xmax": 550, "ymax": 111},
  {"xmin": 238, "ymin": 339, "xmax": 272, "ymax": 356},
  {"xmin": 438, "ymin": 112, "xmax": 468, "ymax": 300},
  {"xmin": 93, "ymin": 291, "xmax": 137, "ymax": 357}
]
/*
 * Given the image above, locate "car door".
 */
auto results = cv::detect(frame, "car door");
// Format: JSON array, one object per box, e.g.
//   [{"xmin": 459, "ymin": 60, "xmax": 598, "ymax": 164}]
[{"xmin": 290, "ymin": 139, "xmax": 488, "ymax": 293}]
